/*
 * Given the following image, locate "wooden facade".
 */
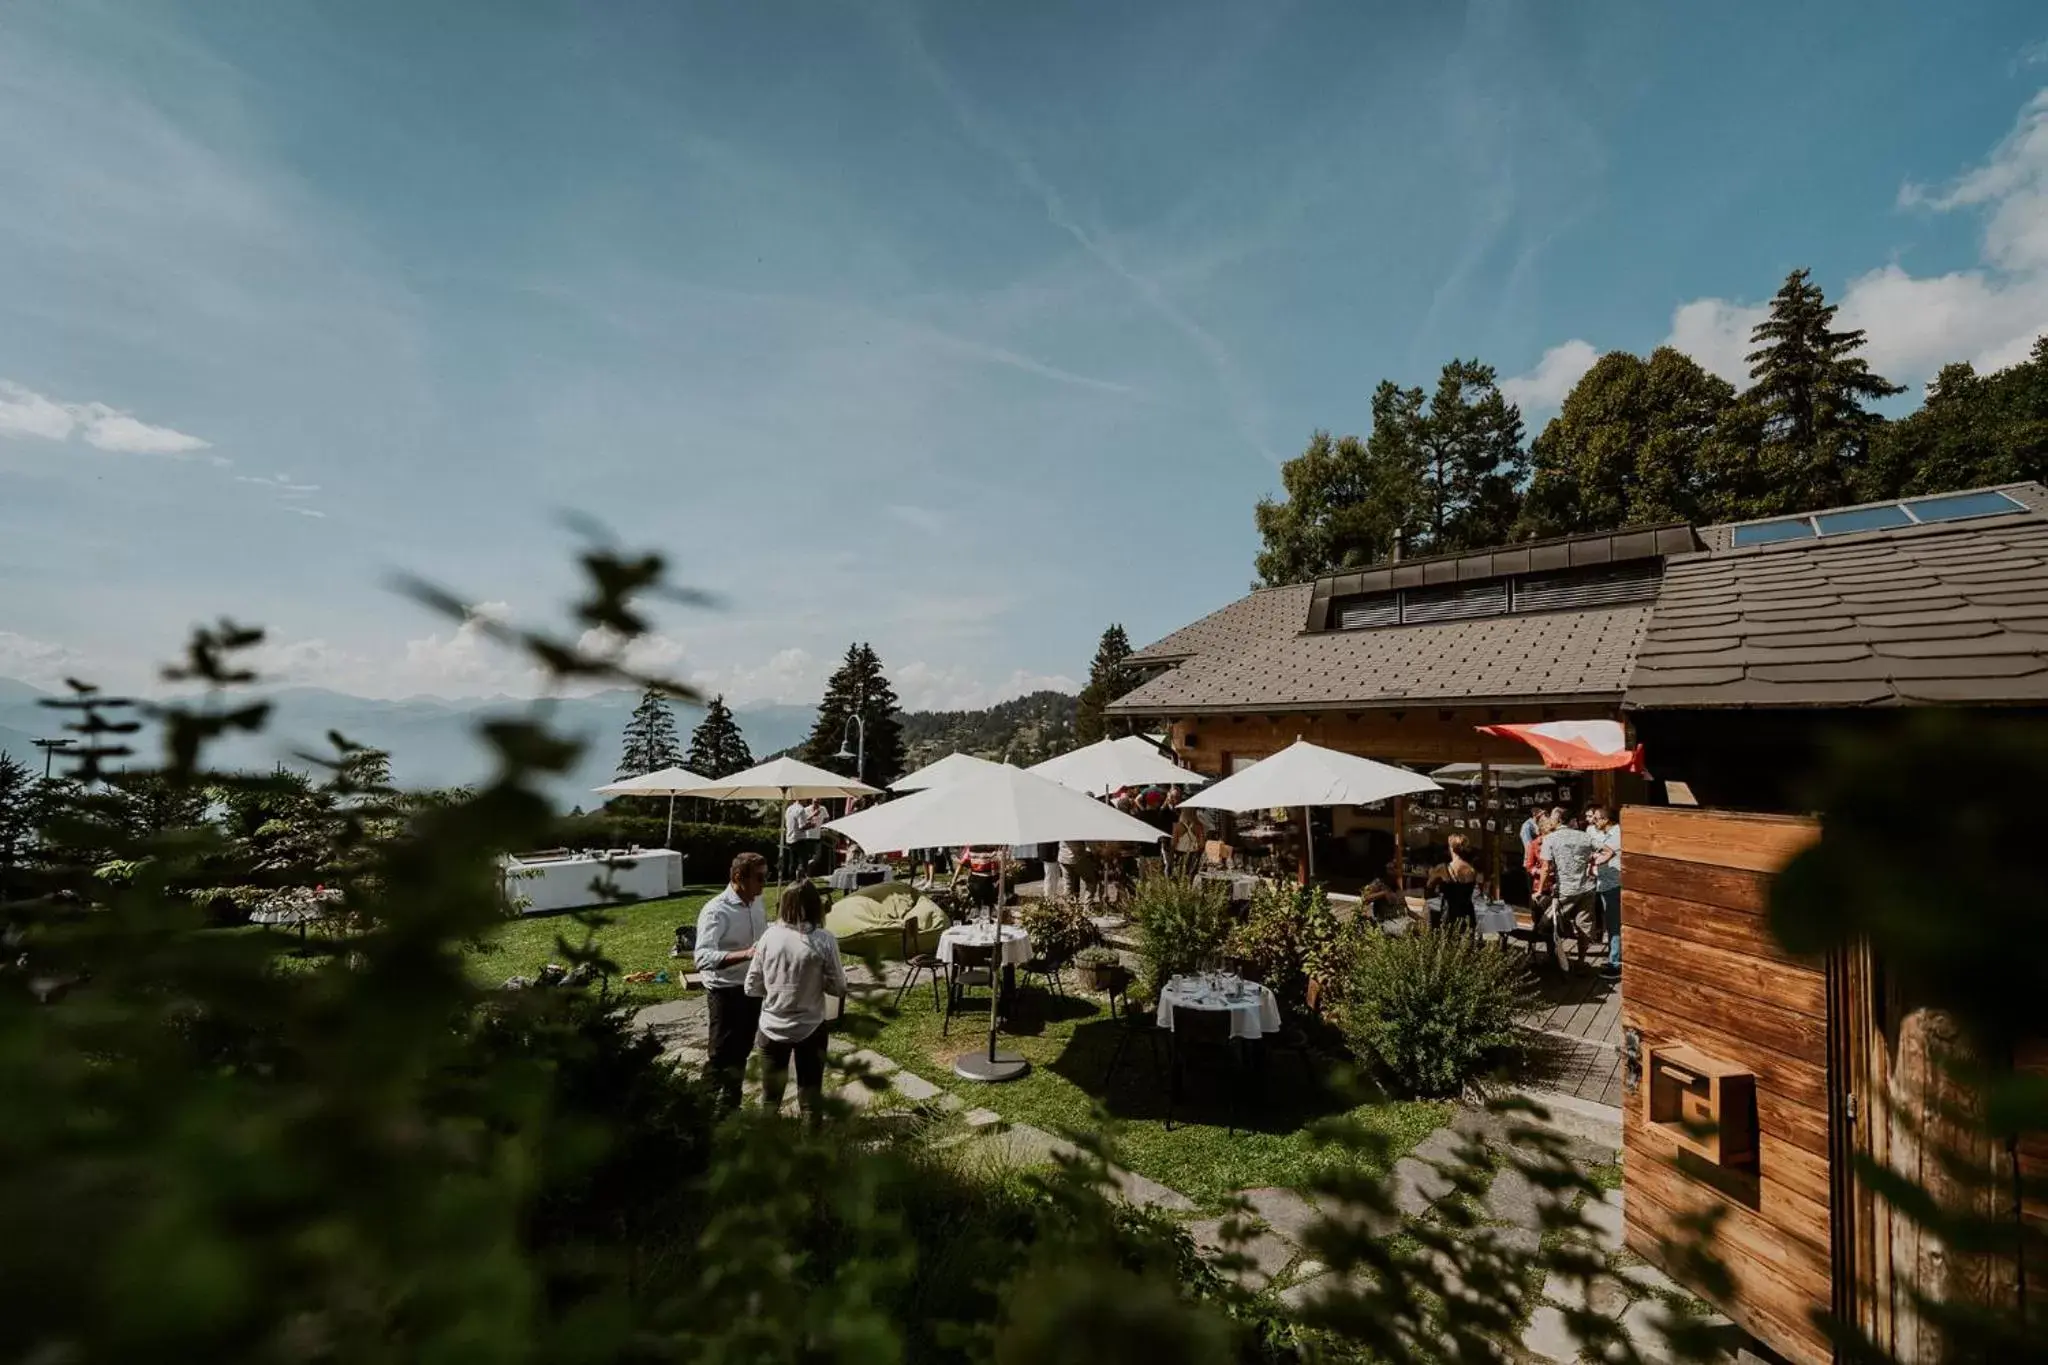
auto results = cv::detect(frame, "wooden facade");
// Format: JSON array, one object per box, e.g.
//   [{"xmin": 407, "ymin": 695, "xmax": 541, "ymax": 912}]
[
  {"xmin": 1620, "ymin": 806, "xmax": 1831, "ymax": 1365},
  {"xmin": 1165, "ymin": 704, "xmax": 1617, "ymax": 778}
]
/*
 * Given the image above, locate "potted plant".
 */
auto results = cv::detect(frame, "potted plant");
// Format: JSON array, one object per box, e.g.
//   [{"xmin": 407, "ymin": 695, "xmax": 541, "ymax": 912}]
[{"xmin": 1074, "ymin": 946, "xmax": 1126, "ymax": 993}]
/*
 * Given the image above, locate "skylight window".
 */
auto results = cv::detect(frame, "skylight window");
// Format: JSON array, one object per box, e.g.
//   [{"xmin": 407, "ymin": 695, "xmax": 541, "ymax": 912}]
[
  {"xmin": 1731, "ymin": 518, "xmax": 1816, "ymax": 548},
  {"xmin": 1903, "ymin": 489, "xmax": 2027, "ymax": 523},
  {"xmin": 1814, "ymin": 504, "xmax": 1914, "ymax": 536}
]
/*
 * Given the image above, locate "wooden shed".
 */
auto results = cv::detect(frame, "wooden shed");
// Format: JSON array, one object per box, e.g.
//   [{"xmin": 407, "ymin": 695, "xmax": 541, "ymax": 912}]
[{"xmin": 1620, "ymin": 484, "xmax": 2048, "ymax": 1363}]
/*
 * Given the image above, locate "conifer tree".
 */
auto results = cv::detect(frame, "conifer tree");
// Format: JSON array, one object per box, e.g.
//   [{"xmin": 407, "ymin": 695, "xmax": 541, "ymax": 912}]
[
  {"xmin": 800, "ymin": 644, "xmax": 904, "ymax": 786},
  {"xmin": 1743, "ymin": 267, "xmax": 1904, "ymax": 512},
  {"xmin": 616, "ymin": 687, "xmax": 682, "ymax": 778},
  {"xmin": 685, "ymin": 694, "xmax": 753, "ymax": 780},
  {"xmin": 1075, "ymin": 625, "xmax": 1137, "ymax": 744}
]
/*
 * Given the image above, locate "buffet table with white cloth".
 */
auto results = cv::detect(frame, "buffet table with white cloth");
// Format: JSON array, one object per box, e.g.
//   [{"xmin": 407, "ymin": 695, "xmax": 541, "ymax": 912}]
[
  {"xmin": 1155, "ymin": 973, "xmax": 1282, "ymax": 1041},
  {"xmin": 504, "ymin": 849, "xmax": 684, "ymax": 914},
  {"xmin": 937, "ymin": 922, "xmax": 1032, "ymax": 969}
]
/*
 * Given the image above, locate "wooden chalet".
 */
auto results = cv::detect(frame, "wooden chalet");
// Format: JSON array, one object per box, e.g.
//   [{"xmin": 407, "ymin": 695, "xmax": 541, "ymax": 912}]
[{"xmin": 1115, "ymin": 483, "xmax": 2048, "ymax": 1364}]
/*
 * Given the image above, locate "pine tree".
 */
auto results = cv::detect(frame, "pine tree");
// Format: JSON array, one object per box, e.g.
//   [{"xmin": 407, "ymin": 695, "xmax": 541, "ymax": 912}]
[
  {"xmin": 1743, "ymin": 268, "xmax": 1904, "ymax": 512},
  {"xmin": 1075, "ymin": 625, "xmax": 1137, "ymax": 744},
  {"xmin": 616, "ymin": 687, "xmax": 682, "ymax": 778},
  {"xmin": 800, "ymin": 644, "xmax": 904, "ymax": 787},
  {"xmin": 0, "ymin": 750, "xmax": 35, "ymax": 900},
  {"xmin": 686, "ymin": 695, "xmax": 754, "ymax": 780}
]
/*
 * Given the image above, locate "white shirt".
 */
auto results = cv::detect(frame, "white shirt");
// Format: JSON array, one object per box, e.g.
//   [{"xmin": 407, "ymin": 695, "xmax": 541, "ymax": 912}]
[
  {"xmin": 745, "ymin": 922, "xmax": 847, "ymax": 1044},
  {"xmin": 783, "ymin": 801, "xmax": 805, "ymax": 844},
  {"xmin": 1592, "ymin": 823, "xmax": 1622, "ymax": 893},
  {"xmin": 796, "ymin": 802, "xmax": 824, "ymax": 842},
  {"xmin": 1543, "ymin": 827, "xmax": 1599, "ymax": 900},
  {"xmin": 693, "ymin": 885, "xmax": 766, "ymax": 988}
]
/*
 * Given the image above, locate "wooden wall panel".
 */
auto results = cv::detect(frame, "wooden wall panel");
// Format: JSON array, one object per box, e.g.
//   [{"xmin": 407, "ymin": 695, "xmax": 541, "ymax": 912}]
[
  {"xmin": 1166, "ymin": 704, "xmax": 1615, "ymax": 775},
  {"xmin": 1621, "ymin": 804, "xmax": 1830, "ymax": 1365}
]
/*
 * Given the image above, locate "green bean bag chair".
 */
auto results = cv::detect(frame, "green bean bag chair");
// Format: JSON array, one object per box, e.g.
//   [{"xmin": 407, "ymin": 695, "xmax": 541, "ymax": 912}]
[{"xmin": 826, "ymin": 888, "xmax": 946, "ymax": 959}]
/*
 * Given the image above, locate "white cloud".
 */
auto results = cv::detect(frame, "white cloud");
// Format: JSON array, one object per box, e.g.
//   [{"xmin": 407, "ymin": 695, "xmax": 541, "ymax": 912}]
[
  {"xmin": 1662, "ymin": 298, "xmax": 1771, "ymax": 386},
  {"xmin": 685, "ymin": 648, "xmax": 827, "ymax": 708},
  {"xmin": 0, "ymin": 379, "xmax": 213, "ymax": 457},
  {"xmin": 1657, "ymin": 89, "xmax": 2048, "ymax": 393},
  {"xmin": 0, "ymin": 631, "xmax": 90, "ymax": 691},
  {"xmin": 1501, "ymin": 339, "xmax": 1599, "ymax": 415},
  {"xmin": 235, "ymin": 471, "xmax": 324, "ymax": 518},
  {"xmin": 0, "ymin": 381, "xmax": 76, "ymax": 440}
]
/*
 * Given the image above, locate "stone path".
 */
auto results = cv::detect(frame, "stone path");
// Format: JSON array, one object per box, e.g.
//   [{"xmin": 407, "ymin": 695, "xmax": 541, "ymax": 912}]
[{"xmin": 628, "ymin": 969, "xmax": 1752, "ymax": 1364}]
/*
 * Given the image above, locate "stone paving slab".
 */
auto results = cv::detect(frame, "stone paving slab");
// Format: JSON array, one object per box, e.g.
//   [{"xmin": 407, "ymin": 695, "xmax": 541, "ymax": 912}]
[
  {"xmin": 1390, "ymin": 1154, "xmax": 1456, "ymax": 1216},
  {"xmin": 1582, "ymin": 1189, "xmax": 1624, "ymax": 1249},
  {"xmin": 1238, "ymin": 1186, "xmax": 1322, "ymax": 1243}
]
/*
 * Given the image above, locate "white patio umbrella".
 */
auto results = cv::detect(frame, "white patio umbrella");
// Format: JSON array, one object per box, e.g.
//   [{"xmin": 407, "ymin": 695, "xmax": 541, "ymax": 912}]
[
  {"xmin": 1029, "ymin": 735, "xmax": 1209, "ymax": 798},
  {"xmin": 825, "ymin": 765, "xmax": 1163, "ymax": 1082},
  {"xmin": 890, "ymin": 751, "xmax": 1012, "ymax": 792},
  {"xmin": 1181, "ymin": 739, "xmax": 1441, "ymax": 877},
  {"xmin": 592, "ymin": 765, "xmax": 713, "ymax": 845},
  {"xmin": 683, "ymin": 756, "xmax": 881, "ymax": 881}
]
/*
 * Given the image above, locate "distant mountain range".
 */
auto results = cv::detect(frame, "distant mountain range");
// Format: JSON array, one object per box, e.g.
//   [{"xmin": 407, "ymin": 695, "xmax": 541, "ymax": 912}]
[
  {"xmin": 0, "ymin": 677, "xmax": 1083, "ymax": 810},
  {"xmin": 0, "ymin": 677, "xmax": 815, "ymax": 807}
]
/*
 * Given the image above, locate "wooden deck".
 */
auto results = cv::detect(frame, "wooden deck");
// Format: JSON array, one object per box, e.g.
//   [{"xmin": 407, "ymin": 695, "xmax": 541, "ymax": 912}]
[{"xmin": 1514, "ymin": 952, "xmax": 1623, "ymax": 1110}]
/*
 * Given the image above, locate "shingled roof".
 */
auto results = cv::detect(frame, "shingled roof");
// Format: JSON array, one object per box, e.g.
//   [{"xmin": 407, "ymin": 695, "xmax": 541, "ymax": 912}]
[
  {"xmin": 1627, "ymin": 483, "xmax": 2048, "ymax": 709},
  {"xmin": 1126, "ymin": 584, "xmax": 1313, "ymax": 665},
  {"xmin": 1110, "ymin": 601, "xmax": 1649, "ymax": 715}
]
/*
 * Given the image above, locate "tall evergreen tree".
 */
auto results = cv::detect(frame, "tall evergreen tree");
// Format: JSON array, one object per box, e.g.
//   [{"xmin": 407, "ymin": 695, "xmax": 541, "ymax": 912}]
[
  {"xmin": 1074, "ymin": 625, "xmax": 1137, "ymax": 744},
  {"xmin": 686, "ymin": 695, "xmax": 754, "ymax": 780},
  {"xmin": 0, "ymin": 750, "xmax": 34, "ymax": 900},
  {"xmin": 616, "ymin": 687, "xmax": 682, "ymax": 778},
  {"xmin": 1517, "ymin": 347, "xmax": 1737, "ymax": 537},
  {"xmin": 800, "ymin": 644, "xmax": 904, "ymax": 787},
  {"xmin": 1415, "ymin": 359, "xmax": 1529, "ymax": 551},
  {"xmin": 1742, "ymin": 267, "xmax": 1904, "ymax": 512}
]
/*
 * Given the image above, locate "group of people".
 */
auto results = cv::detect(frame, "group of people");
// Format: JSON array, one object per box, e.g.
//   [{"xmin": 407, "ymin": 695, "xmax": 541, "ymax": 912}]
[
  {"xmin": 1520, "ymin": 805, "xmax": 1621, "ymax": 976},
  {"xmin": 692, "ymin": 852, "xmax": 848, "ymax": 1119}
]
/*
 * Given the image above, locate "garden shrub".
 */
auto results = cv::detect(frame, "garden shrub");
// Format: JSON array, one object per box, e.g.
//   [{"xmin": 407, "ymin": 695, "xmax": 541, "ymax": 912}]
[
  {"xmin": 1340, "ymin": 927, "xmax": 1535, "ymax": 1097},
  {"xmin": 1019, "ymin": 895, "xmax": 1097, "ymax": 966},
  {"xmin": 1128, "ymin": 872, "xmax": 1230, "ymax": 996}
]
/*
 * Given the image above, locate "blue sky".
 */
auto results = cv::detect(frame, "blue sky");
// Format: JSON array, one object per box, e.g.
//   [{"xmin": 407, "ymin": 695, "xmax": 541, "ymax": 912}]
[{"xmin": 3, "ymin": 0, "xmax": 2046, "ymax": 711}]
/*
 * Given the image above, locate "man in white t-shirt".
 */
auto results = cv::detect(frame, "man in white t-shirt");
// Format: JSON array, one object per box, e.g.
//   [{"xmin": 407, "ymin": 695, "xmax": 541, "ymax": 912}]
[
  {"xmin": 1537, "ymin": 817, "xmax": 1608, "ymax": 972},
  {"xmin": 781, "ymin": 799, "xmax": 806, "ymax": 881}
]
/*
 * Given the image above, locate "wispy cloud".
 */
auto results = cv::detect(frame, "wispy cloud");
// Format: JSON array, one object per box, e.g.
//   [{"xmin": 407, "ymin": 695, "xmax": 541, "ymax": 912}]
[
  {"xmin": 235, "ymin": 471, "xmax": 324, "ymax": 518},
  {"xmin": 878, "ymin": 4, "xmax": 1274, "ymax": 463},
  {"xmin": 0, "ymin": 380, "xmax": 213, "ymax": 457}
]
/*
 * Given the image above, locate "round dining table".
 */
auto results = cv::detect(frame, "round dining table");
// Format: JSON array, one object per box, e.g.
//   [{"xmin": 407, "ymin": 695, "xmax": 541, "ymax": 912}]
[
  {"xmin": 1155, "ymin": 973, "xmax": 1282, "ymax": 1041},
  {"xmin": 937, "ymin": 921, "xmax": 1033, "ymax": 968}
]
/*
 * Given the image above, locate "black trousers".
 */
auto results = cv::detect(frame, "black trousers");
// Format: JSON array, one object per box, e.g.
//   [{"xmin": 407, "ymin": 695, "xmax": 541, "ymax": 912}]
[
  {"xmin": 757, "ymin": 1024, "xmax": 829, "ymax": 1113},
  {"xmin": 705, "ymin": 986, "xmax": 762, "ymax": 1109}
]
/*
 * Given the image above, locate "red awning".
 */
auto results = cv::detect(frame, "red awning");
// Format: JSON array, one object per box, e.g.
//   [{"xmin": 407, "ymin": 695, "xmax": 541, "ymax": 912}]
[{"xmin": 1474, "ymin": 720, "xmax": 1645, "ymax": 774}]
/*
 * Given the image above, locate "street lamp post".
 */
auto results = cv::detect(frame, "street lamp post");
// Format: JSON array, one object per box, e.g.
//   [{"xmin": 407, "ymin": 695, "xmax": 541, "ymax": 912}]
[
  {"xmin": 31, "ymin": 738, "xmax": 75, "ymax": 782},
  {"xmin": 833, "ymin": 713, "xmax": 867, "ymax": 786}
]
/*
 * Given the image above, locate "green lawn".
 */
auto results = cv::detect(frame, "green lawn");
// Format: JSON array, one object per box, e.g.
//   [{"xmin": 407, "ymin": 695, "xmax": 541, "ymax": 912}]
[
  {"xmin": 849, "ymin": 979, "xmax": 1448, "ymax": 1210},
  {"xmin": 463, "ymin": 890, "xmax": 1448, "ymax": 1208},
  {"xmin": 464, "ymin": 886, "xmax": 732, "ymax": 1007}
]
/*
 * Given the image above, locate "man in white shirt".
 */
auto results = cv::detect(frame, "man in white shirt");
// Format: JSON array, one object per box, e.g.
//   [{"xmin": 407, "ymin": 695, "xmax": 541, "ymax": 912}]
[
  {"xmin": 1588, "ymin": 807, "xmax": 1623, "ymax": 977},
  {"xmin": 781, "ymin": 800, "xmax": 806, "ymax": 881},
  {"xmin": 745, "ymin": 880, "xmax": 846, "ymax": 1121},
  {"xmin": 694, "ymin": 852, "xmax": 769, "ymax": 1108},
  {"xmin": 1537, "ymin": 816, "xmax": 1610, "ymax": 973}
]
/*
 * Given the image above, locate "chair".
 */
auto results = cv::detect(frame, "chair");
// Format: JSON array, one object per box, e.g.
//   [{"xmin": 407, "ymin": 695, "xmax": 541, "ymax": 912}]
[
  {"xmin": 942, "ymin": 941, "xmax": 996, "ymax": 1037},
  {"xmin": 1167, "ymin": 1005, "xmax": 1247, "ymax": 1135},
  {"xmin": 895, "ymin": 917, "xmax": 945, "ymax": 1013},
  {"xmin": 1101, "ymin": 984, "xmax": 1162, "ymax": 1088},
  {"xmin": 1260, "ymin": 978, "xmax": 1320, "ymax": 1089},
  {"xmin": 1020, "ymin": 948, "xmax": 1067, "ymax": 997},
  {"xmin": 1201, "ymin": 839, "xmax": 1233, "ymax": 871}
]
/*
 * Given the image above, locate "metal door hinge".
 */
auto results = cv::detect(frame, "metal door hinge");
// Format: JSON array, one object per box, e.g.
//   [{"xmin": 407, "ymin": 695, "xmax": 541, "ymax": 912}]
[{"xmin": 1845, "ymin": 1093, "xmax": 1858, "ymax": 1124}]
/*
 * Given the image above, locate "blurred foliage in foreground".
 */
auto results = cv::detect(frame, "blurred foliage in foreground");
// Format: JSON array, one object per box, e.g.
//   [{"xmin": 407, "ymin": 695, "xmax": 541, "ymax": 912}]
[{"xmin": 0, "ymin": 540, "xmax": 2036, "ymax": 1364}]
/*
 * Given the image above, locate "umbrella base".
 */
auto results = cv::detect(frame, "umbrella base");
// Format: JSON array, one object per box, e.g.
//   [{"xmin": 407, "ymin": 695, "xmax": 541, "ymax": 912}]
[{"xmin": 952, "ymin": 1048, "xmax": 1030, "ymax": 1083}]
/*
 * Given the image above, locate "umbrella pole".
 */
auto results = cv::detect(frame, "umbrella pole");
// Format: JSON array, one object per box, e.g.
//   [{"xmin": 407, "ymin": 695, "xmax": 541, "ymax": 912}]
[
  {"xmin": 1394, "ymin": 796, "xmax": 1407, "ymax": 915},
  {"xmin": 952, "ymin": 845, "xmax": 1028, "ymax": 1084},
  {"xmin": 1302, "ymin": 805, "xmax": 1314, "ymax": 884},
  {"xmin": 665, "ymin": 793, "xmax": 675, "ymax": 848}
]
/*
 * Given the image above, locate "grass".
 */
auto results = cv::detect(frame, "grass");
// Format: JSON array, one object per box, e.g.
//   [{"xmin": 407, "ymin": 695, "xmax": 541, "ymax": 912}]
[
  {"xmin": 463, "ymin": 884, "xmax": 733, "ymax": 1008},
  {"xmin": 850, "ymin": 980, "xmax": 1448, "ymax": 1210}
]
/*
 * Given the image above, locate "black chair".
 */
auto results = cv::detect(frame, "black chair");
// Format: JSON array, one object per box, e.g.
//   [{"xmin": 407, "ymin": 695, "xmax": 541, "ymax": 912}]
[
  {"xmin": 1020, "ymin": 947, "xmax": 1067, "ymax": 997},
  {"xmin": 1166, "ymin": 1005, "xmax": 1246, "ymax": 1135},
  {"xmin": 1101, "ymin": 986, "xmax": 1162, "ymax": 1089},
  {"xmin": 942, "ymin": 941, "xmax": 996, "ymax": 1037},
  {"xmin": 895, "ymin": 917, "xmax": 945, "ymax": 1013}
]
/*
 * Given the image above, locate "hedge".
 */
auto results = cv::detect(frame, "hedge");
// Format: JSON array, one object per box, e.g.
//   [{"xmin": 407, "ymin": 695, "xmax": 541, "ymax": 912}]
[{"xmin": 546, "ymin": 811, "xmax": 780, "ymax": 885}]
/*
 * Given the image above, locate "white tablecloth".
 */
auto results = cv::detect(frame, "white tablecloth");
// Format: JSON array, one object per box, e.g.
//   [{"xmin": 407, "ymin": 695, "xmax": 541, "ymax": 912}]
[
  {"xmin": 937, "ymin": 922, "xmax": 1032, "ymax": 969},
  {"xmin": 1474, "ymin": 900, "xmax": 1518, "ymax": 936},
  {"xmin": 1156, "ymin": 975, "xmax": 1282, "ymax": 1041},
  {"xmin": 503, "ymin": 849, "xmax": 684, "ymax": 914}
]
